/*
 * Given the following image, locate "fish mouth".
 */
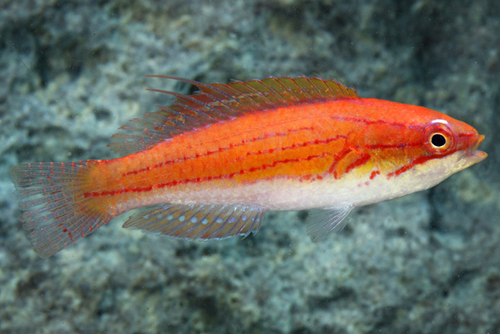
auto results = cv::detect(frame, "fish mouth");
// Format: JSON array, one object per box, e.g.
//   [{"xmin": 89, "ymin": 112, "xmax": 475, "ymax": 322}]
[{"xmin": 467, "ymin": 134, "xmax": 487, "ymax": 163}]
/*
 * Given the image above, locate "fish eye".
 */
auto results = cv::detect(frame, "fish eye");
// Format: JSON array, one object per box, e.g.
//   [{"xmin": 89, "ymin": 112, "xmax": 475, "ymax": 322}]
[
  {"xmin": 424, "ymin": 121, "xmax": 455, "ymax": 154},
  {"xmin": 430, "ymin": 133, "xmax": 447, "ymax": 148}
]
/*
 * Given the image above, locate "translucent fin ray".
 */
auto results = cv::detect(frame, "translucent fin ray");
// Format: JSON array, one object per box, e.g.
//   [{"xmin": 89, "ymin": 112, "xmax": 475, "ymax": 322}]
[
  {"xmin": 306, "ymin": 205, "xmax": 355, "ymax": 242},
  {"xmin": 123, "ymin": 204, "xmax": 265, "ymax": 240},
  {"xmin": 10, "ymin": 161, "xmax": 113, "ymax": 258}
]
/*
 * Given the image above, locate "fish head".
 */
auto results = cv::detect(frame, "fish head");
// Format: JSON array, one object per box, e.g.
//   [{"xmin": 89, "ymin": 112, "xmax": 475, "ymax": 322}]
[
  {"xmin": 382, "ymin": 109, "xmax": 487, "ymax": 196},
  {"xmin": 351, "ymin": 100, "xmax": 488, "ymax": 205},
  {"xmin": 420, "ymin": 117, "xmax": 487, "ymax": 173}
]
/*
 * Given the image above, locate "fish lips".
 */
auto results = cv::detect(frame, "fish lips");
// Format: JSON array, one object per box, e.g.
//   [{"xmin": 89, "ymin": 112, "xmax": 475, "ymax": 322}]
[{"xmin": 467, "ymin": 134, "xmax": 487, "ymax": 163}]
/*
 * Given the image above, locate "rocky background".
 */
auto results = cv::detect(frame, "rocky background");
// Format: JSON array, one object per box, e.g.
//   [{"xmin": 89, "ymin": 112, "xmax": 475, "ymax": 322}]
[{"xmin": 1, "ymin": 0, "xmax": 499, "ymax": 333}]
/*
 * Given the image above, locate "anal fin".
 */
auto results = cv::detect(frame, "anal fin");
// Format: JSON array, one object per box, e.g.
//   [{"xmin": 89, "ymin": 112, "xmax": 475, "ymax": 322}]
[
  {"xmin": 306, "ymin": 205, "xmax": 354, "ymax": 241},
  {"xmin": 123, "ymin": 204, "xmax": 265, "ymax": 240}
]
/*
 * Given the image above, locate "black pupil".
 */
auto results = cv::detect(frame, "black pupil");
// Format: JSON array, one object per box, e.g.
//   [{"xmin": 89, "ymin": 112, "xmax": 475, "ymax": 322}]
[{"xmin": 431, "ymin": 133, "xmax": 446, "ymax": 147}]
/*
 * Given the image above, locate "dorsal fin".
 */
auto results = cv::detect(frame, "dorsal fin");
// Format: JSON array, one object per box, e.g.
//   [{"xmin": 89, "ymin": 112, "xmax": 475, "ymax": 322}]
[{"xmin": 108, "ymin": 75, "xmax": 358, "ymax": 156}]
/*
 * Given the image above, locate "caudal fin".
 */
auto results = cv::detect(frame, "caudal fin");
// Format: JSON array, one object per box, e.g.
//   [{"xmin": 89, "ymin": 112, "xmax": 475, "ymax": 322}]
[{"xmin": 10, "ymin": 161, "xmax": 112, "ymax": 258}]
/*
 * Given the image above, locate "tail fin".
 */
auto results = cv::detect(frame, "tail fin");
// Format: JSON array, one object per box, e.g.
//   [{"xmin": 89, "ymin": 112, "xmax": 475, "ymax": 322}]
[{"xmin": 10, "ymin": 161, "xmax": 112, "ymax": 258}]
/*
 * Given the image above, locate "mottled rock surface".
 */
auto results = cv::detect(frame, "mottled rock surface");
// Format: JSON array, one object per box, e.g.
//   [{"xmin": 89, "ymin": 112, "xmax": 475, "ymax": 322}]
[{"xmin": 1, "ymin": 0, "xmax": 499, "ymax": 333}]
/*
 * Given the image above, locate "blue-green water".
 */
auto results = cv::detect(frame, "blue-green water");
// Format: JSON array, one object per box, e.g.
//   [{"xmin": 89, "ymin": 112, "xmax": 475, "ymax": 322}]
[{"xmin": 1, "ymin": 1, "xmax": 499, "ymax": 333}]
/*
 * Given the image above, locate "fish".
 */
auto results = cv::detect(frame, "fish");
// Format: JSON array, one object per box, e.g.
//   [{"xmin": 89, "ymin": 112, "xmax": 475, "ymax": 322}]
[{"xmin": 10, "ymin": 75, "xmax": 487, "ymax": 258}]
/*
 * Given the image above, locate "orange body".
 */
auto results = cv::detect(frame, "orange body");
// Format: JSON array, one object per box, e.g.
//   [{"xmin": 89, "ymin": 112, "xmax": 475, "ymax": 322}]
[{"xmin": 85, "ymin": 98, "xmax": 479, "ymax": 214}]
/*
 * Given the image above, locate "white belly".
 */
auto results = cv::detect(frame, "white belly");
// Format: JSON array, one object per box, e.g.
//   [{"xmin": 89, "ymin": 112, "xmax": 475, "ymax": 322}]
[{"xmin": 119, "ymin": 151, "xmax": 466, "ymax": 213}]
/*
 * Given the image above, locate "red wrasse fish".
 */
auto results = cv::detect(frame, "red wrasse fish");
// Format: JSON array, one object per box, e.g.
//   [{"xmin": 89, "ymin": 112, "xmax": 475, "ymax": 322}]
[{"xmin": 11, "ymin": 75, "xmax": 487, "ymax": 258}]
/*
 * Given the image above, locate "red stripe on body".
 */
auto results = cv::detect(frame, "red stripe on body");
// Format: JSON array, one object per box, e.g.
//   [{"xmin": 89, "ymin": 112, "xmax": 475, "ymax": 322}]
[
  {"xmin": 365, "ymin": 142, "xmax": 421, "ymax": 149},
  {"xmin": 388, "ymin": 150, "xmax": 457, "ymax": 177},
  {"xmin": 330, "ymin": 115, "xmax": 414, "ymax": 129},
  {"xmin": 345, "ymin": 153, "xmax": 371, "ymax": 174},
  {"xmin": 241, "ymin": 135, "xmax": 348, "ymax": 159},
  {"xmin": 85, "ymin": 151, "xmax": 344, "ymax": 198},
  {"xmin": 123, "ymin": 126, "xmax": 316, "ymax": 176}
]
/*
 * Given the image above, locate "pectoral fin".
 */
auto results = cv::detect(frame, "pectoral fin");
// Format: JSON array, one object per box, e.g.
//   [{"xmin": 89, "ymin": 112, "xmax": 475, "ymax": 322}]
[{"xmin": 306, "ymin": 205, "xmax": 354, "ymax": 241}]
